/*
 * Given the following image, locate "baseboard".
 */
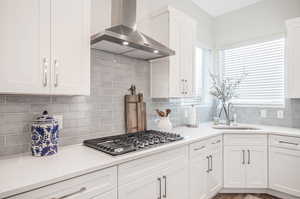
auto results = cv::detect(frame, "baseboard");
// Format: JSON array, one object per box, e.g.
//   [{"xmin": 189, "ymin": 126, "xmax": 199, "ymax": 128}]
[
  {"xmin": 267, "ymin": 189, "xmax": 300, "ymax": 199},
  {"xmin": 219, "ymin": 188, "xmax": 300, "ymax": 199},
  {"xmin": 220, "ymin": 188, "xmax": 267, "ymax": 194}
]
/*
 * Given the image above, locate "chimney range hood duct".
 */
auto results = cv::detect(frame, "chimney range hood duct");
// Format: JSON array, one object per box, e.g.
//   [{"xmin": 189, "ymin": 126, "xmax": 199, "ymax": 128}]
[{"xmin": 91, "ymin": 0, "xmax": 175, "ymax": 61}]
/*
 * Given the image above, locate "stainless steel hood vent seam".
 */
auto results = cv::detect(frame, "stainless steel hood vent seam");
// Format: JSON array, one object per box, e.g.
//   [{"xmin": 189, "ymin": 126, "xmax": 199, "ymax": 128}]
[{"xmin": 91, "ymin": 0, "xmax": 175, "ymax": 61}]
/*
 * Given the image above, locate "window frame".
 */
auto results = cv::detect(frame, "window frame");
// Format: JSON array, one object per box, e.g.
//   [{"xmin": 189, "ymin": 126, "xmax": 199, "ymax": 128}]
[{"xmin": 218, "ymin": 37, "xmax": 286, "ymax": 108}]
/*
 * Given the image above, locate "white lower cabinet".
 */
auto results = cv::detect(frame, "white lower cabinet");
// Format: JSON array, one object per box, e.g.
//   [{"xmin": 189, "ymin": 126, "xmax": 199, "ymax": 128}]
[
  {"xmin": 9, "ymin": 167, "xmax": 117, "ymax": 199},
  {"xmin": 190, "ymin": 136, "xmax": 223, "ymax": 199},
  {"xmin": 269, "ymin": 135, "xmax": 300, "ymax": 197},
  {"xmin": 118, "ymin": 173, "xmax": 161, "ymax": 199},
  {"xmin": 223, "ymin": 135, "xmax": 268, "ymax": 189},
  {"xmin": 162, "ymin": 161, "xmax": 189, "ymax": 199},
  {"xmin": 118, "ymin": 147, "xmax": 189, "ymax": 199}
]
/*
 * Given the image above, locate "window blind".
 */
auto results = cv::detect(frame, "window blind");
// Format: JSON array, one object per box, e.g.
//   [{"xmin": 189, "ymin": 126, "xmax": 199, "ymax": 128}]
[{"xmin": 222, "ymin": 38, "xmax": 285, "ymax": 106}]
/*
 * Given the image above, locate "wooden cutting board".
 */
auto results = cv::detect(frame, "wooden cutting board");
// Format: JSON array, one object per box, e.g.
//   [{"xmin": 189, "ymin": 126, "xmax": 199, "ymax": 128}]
[{"xmin": 125, "ymin": 94, "xmax": 147, "ymax": 133}]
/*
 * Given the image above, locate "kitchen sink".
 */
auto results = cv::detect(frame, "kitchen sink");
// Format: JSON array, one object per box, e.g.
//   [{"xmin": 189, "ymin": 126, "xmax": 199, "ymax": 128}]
[{"xmin": 212, "ymin": 125, "xmax": 261, "ymax": 130}]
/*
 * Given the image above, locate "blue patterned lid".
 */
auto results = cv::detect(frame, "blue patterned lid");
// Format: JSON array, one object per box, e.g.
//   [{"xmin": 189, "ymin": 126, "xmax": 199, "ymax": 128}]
[{"xmin": 33, "ymin": 111, "xmax": 56, "ymax": 124}]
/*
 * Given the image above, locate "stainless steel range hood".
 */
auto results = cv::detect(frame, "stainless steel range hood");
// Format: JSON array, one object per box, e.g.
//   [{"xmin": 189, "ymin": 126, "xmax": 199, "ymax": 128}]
[{"xmin": 91, "ymin": 0, "xmax": 175, "ymax": 61}]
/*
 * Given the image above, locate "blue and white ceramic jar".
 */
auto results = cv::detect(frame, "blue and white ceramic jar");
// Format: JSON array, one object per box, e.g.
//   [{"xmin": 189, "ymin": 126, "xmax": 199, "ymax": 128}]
[{"xmin": 31, "ymin": 111, "xmax": 59, "ymax": 157}]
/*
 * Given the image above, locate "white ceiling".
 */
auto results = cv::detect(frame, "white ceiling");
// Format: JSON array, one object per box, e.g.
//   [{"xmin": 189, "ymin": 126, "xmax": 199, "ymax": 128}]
[{"xmin": 192, "ymin": 0, "xmax": 264, "ymax": 17}]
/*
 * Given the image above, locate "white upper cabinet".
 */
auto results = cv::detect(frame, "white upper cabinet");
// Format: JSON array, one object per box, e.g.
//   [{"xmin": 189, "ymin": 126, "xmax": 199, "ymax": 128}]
[
  {"xmin": 0, "ymin": 0, "xmax": 90, "ymax": 95},
  {"xmin": 286, "ymin": 17, "xmax": 300, "ymax": 98},
  {"xmin": 139, "ymin": 7, "xmax": 197, "ymax": 98},
  {"xmin": 91, "ymin": 0, "xmax": 111, "ymax": 36},
  {"xmin": 0, "ymin": 0, "xmax": 51, "ymax": 95},
  {"xmin": 52, "ymin": 0, "xmax": 90, "ymax": 95}
]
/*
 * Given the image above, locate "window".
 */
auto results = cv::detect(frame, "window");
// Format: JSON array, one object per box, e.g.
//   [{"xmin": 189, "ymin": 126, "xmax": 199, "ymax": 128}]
[{"xmin": 221, "ymin": 38, "xmax": 285, "ymax": 106}]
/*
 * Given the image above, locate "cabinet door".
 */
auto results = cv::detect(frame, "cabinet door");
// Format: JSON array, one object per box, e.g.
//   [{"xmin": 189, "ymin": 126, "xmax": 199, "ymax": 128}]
[
  {"xmin": 52, "ymin": 0, "xmax": 90, "ymax": 95},
  {"xmin": 286, "ymin": 18, "xmax": 300, "ymax": 98},
  {"xmin": 118, "ymin": 174, "xmax": 160, "ymax": 199},
  {"xmin": 269, "ymin": 147, "xmax": 300, "ymax": 197},
  {"xmin": 245, "ymin": 146, "xmax": 268, "ymax": 188},
  {"xmin": 169, "ymin": 11, "xmax": 184, "ymax": 98},
  {"xmin": 224, "ymin": 146, "xmax": 246, "ymax": 188},
  {"xmin": 91, "ymin": 0, "xmax": 111, "ymax": 36},
  {"xmin": 163, "ymin": 162, "xmax": 189, "ymax": 199},
  {"xmin": 207, "ymin": 145, "xmax": 223, "ymax": 197},
  {"xmin": 0, "ymin": 0, "xmax": 51, "ymax": 94},
  {"xmin": 190, "ymin": 148, "xmax": 209, "ymax": 199},
  {"xmin": 181, "ymin": 17, "xmax": 196, "ymax": 97}
]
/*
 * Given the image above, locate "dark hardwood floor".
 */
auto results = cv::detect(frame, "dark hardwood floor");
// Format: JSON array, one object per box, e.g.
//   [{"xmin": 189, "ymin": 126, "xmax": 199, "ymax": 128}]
[{"xmin": 213, "ymin": 193, "xmax": 282, "ymax": 199}]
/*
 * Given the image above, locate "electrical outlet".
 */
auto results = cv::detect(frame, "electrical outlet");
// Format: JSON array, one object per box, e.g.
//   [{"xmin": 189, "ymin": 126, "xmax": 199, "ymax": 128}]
[
  {"xmin": 277, "ymin": 110, "xmax": 284, "ymax": 119},
  {"xmin": 260, "ymin": 110, "xmax": 267, "ymax": 118},
  {"xmin": 54, "ymin": 115, "xmax": 63, "ymax": 130}
]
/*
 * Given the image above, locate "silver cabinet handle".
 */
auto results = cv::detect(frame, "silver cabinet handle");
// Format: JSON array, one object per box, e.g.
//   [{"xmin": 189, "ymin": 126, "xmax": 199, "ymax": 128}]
[
  {"xmin": 242, "ymin": 150, "xmax": 245, "ymax": 164},
  {"xmin": 51, "ymin": 187, "xmax": 87, "ymax": 199},
  {"xmin": 54, "ymin": 59, "xmax": 59, "ymax": 87},
  {"xmin": 42, "ymin": 58, "xmax": 48, "ymax": 87},
  {"xmin": 279, "ymin": 140, "xmax": 299, "ymax": 146},
  {"xmin": 247, "ymin": 150, "xmax": 250, "ymax": 164},
  {"xmin": 163, "ymin": 176, "xmax": 167, "ymax": 198},
  {"xmin": 184, "ymin": 80, "xmax": 188, "ymax": 95},
  {"xmin": 206, "ymin": 156, "xmax": 210, "ymax": 173},
  {"xmin": 209, "ymin": 155, "xmax": 213, "ymax": 172},
  {"xmin": 158, "ymin": 177, "xmax": 162, "ymax": 199},
  {"xmin": 194, "ymin": 146, "xmax": 205, "ymax": 151},
  {"xmin": 181, "ymin": 79, "xmax": 185, "ymax": 95},
  {"xmin": 212, "ymin": 140, "xmax": 221, "ymax": 145}
]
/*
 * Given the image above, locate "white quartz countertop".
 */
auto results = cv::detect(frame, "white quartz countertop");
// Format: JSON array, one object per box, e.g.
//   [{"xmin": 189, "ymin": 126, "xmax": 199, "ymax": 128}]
[{"xmin": 1, "ymin": 123, "xmax": 300, "ymax": 198}]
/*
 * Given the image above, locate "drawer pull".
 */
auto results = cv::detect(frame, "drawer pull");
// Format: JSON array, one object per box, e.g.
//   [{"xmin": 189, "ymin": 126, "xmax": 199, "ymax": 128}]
[
  {"xmin": 163, "ymin": 176, "xmax": 167, "ymax": 198},
  {"xmin": 51, "ymin": 187, "xmax": 87, "ymax": 199},
  {"xmin": 212, "ymin": 140, "xmax": 221, "ymax": 145},
  {"xmin": 242, "ymin": 150, "xmax": 245, "ymax": 164},
  {"xmin": 247, "ymin": 150, "xmax": 251, "ymax": 164},
  {"xmin": 158, "ymin": 177, "xmax": 162, "ymax": 199},
  {"xmin": 206, "ymin": 156, "xmax": 210, "ymax": 173},
  {"xmin": 279, "ymin": 140, "xmax": 299, "ymax": 146},
  {"xmin": 209, "ymin": 155, "xmax": 213, "ymax": 172},
  {"xmin": 194, "ymin": 146, "xmax": 205, "ymax": 151},
  {"xmin": 42, "ymin": 58, "xmax": 48, "ymax": 87}
]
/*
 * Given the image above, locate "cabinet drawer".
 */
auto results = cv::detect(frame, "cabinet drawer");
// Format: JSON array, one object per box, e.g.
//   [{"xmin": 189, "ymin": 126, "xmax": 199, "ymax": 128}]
[
  {"xmin": 224, "ymin": 134, "xmax": 267, "ymax": 146},
  {"xmin": 190, "ymin": 136, "xmax": 222, "ymax": 157},
  {"xmin": 118, "ymin": 146, "xmax": 188, "ymax": 185},
  {"xmin": 190, "ymin": 139, "xmax": 208, "ymax": 157},
  {"xmin": 9, "ymin": 167, "xmax": 117, "ymax": 199},
  {"xmin": 208, "ymin": 136, "xmax": 223, "ymax": 148},
  {"xmin": 270, "ymin": 135, "xmax": 300, "ymax": 150}
]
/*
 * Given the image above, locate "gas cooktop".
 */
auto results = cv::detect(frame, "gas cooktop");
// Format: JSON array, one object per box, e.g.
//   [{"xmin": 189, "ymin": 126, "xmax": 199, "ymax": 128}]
[{"xmin": 83, "ymin": 130, "xmax": 184, "ymax": 156}]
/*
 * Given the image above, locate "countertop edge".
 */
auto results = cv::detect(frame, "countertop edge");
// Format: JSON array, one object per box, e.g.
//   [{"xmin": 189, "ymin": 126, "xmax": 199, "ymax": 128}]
[{"xmin": 1, "ymin": 124, "xmax": 300, "ymax": 198}]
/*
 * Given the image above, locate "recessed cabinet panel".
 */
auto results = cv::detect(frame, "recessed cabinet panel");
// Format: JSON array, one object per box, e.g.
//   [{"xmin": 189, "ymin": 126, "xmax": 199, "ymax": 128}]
[
  {"xmin": 207, "ymin": 144, "xmax": 223, "ymax": 196},
  {"xmin": 118, "ymin": 174, "xmax": 160, "ymax": 199},
  {"xmin": 270, "ymin": 146, "xmax": 300, "ymax": 197},
  {"xmin": 287, "ymin": 17, "xmax": 300, "ymax": 98},
  {"xmin": 245, "ymin": 146, "xmax": 268, "ymax": 188},
  {"xmin": 0, "ymin": 0, "xmax": 51, "ymax": 94},
  {"xmin": 190, "ymin": 146, "xmax": 208, "ymax": 199},
  {"xmin": 52, "ymin": 0, "xmax": 90, "ymax": 95},
  {"xmin": 224, "ymin": 146, "xmax": 246, "ymax": 188}
]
